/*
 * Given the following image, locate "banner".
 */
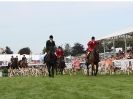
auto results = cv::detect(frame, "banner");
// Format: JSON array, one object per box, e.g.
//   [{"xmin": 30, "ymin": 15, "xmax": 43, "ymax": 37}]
[{"xmin": 113, "ymin": 59, "xmax": 133, "ymax": 70}]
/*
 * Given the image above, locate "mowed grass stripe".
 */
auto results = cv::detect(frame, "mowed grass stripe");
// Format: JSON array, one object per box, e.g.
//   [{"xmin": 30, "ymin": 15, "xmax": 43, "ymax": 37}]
[{"xmin": 0, "ymin": 75, "xmax": 133, "ymax": 99}]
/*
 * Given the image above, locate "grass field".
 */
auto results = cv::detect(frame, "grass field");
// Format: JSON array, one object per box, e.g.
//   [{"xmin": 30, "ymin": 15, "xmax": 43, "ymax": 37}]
[{"xmin": 0, "ymin": 74, "xmax": 133, "ymax": 99}]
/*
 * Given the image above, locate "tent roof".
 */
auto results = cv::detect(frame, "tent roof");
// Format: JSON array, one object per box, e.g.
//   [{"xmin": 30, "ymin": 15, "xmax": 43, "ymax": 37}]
[{"xmin": 97, "ymin": 27, "xmax": 133, "ymax": 40}]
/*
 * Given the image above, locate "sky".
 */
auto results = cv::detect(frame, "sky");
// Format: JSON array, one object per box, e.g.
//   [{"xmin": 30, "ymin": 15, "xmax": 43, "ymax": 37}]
[{"xmin": 0, "ymin": 1, "xmax": 133, "ymax": 54}]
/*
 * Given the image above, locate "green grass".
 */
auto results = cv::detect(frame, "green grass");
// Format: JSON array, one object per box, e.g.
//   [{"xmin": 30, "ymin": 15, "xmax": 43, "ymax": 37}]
[{"xmin": 0, "ymin": 74, "xmax": 133, "ymax": 99}]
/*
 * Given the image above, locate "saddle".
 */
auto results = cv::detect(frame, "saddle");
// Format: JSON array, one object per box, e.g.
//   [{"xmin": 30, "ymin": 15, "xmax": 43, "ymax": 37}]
[
  {"xmin": 87, "ymin": 52, "xmax": 94, "ymax": 62},
  {"xmin": 87, "ymin": 50, "xmax": 100, "ymax": 63},
  {"xmin": 44, "ymin": 52, "xmax": 57, "ymax": 63}
]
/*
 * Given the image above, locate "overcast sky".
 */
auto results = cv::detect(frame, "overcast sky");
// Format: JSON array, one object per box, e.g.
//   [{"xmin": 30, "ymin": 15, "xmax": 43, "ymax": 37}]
[{"xmin": 0, "ymin": 2, "xmax": 133, "ymax": 54}]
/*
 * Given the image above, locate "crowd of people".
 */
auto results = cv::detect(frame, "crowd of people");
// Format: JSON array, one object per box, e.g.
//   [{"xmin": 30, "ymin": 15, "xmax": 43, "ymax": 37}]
[{"xmin": 114, "ymin": 47, "xmax": 133, "ymax": 60}]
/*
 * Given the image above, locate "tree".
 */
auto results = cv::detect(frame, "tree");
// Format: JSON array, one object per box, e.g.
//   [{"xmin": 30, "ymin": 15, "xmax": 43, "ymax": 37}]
[
  {"xmin": 71, "ymin": 43, "xmax": 85, "ymax": 56},
  {"xmin": 5, "ymin": 46, "xmax": 13, "ymax": 54},
  {"xmin": 98, "ymin": 41, "xmax": 104, "ymax": 53},
  {"xmin": 18, "ymin": 47, "xmax": 31, "ymax": 55},
  {"xmin": 105, "ymin": 41, "xmax": 113, "ymax": 52},
  {"xmin": 64, "ymin": 43, "xmax": 71, "ymax": 56}
]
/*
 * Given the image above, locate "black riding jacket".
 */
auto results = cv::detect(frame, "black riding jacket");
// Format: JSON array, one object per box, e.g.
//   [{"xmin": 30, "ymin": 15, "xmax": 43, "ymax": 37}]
[{"xmin": 46, "ymin": 40, "xmax": 55, "ymax": 53}]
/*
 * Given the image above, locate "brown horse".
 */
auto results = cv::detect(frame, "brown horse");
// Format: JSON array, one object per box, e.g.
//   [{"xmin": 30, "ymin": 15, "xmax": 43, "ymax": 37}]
[
  {"xmin": 86, "ymin": 47, "xmax": 99, "ymax": 76},
  {"xmin": 56, "ymin": 57, "xmax": 66, "ymax": 75},
  {"xmin": 18, "ymin": 60, "xmax": 28, "ymax": 68}
]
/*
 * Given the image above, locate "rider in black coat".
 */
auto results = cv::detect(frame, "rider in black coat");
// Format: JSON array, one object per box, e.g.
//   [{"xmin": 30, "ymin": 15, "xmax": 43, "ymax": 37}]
[{"xmin": 46, "ymin": 35, "xmax": 56, "ymax": 54}]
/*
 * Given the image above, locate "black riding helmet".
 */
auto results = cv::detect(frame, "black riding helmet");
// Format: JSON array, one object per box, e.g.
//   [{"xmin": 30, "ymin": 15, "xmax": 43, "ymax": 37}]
[
  {"xmin": 58, "ymin": 46, "xmax": 61, "ymax": 48},
  {"xmin": 91, "ymin": 36, "xmax": 95, "ymax": 40},
  {"xmin": 49, "ymin": 35, "xmax": 53, "ymax": 39}
]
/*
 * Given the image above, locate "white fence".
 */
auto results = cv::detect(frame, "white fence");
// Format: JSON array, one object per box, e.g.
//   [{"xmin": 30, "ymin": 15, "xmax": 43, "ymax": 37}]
[
  {"xmin": 113, "ymin": 59, "xmax": 133, "ymax": 70},
  {"xmin": 0, "ymin": 54, "xmax": 45, "ymax": 67}
]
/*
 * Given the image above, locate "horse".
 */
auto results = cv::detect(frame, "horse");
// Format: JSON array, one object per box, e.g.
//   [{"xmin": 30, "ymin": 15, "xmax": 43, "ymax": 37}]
[
  {"xmin": 86, "ymin": 47, "xmax": 99, "ymax": 76},
  {"xmin": 8, "ymin": 58, "xmax": 19, "ymax": 69},
  {"xmin": 18, "ymin": 60, "xmax": 28, "ymax": 68},
  {"xmin": 44, "ymin": 52, "xmax": 57, "ymax": 77},
  {"xmin": 56, "ymin": 57, "xmax": 66, "ymax": 75}
]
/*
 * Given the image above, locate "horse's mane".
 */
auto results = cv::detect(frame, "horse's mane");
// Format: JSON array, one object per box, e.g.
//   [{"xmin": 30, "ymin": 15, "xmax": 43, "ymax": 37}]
[{"xmin": 44, "ymin": 53, "xmax": 57, "ymax": 63}]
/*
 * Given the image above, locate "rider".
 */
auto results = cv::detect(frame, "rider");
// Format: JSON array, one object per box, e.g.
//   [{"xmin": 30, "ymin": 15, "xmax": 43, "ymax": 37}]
[
  {"xmin": 14, "ymin": 56, "xmax": 18, "ymax": 69},
  {"xmin": 10, "ymin": 56, "xmax": 14, "ymax": 64},
  {"xmin": 22, "ymin": 55, "xmax": 27, "ymax": 63},
  {"xmin": 46, "ymin": 35, "xmax": 56, "ymax": 55},
  {"xmin": 87, "ymin": 36, "xmax": 98, "ymax": 56},
  {"xmin": 10, "ymin": 56, "xmax": 14, "ymax": 69},
  {"xmin": 55, "ymin": 46, "xmax": 64, "ymax": 60}
]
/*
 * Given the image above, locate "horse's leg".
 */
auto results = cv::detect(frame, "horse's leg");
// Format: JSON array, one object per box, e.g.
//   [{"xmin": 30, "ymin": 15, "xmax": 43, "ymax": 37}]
[
  {"xmin": 58, "ymin": 63, "xmax": 61, "ymax": 75},
  {"xmin": 91, "ymin": 63, "xmax": 94, "ymax": 76},
  {"xmin": 60, "ymin": 62, "xmax": 64, "ymax": 75},
  {"xmin": 61, "ymin": 62, "xmax": 65, "ymax": 75},
  {"xmin": 58, "ymin": 60, "xmax": 62, "ymax": 75},
  {"xmin": 54, "ymin": 62, "xmax": 58, "ymax": 75},
  {"xmin": 51, "ymin": 63, "xmax": 54, "ymax": 77},
  {"xmin": 95, "ymin": 63, "xmax": 99, "ymax": 76},
  {"xmin": 86, "ymin": 63, "xmax": 89, "ymax": 76},
  {"xmin": 60, "ymin": 68, "xmax": 63, "ymax": 75},
  {"xmin": 47, "ymin": 63, "xmax": 51, "ymax": 77},
  {"xmin": 59, "ymin": 63, "xmax": 62, "ymax": 75}
]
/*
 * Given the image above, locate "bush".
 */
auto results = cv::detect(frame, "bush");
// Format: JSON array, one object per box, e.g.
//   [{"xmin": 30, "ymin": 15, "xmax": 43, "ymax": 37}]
[{"xmin": 2, "ymin": 67, "xmax": 8, "ymax": 77}]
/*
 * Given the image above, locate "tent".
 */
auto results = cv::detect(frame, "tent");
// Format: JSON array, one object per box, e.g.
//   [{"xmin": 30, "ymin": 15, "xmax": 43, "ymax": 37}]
[
  {"xmin": 97, "ymin": 27, "xmax": 133, "ymax": 40},
  {"xmin": 97, "ymin": 27, "xmax": 133, "ymax": 58}
]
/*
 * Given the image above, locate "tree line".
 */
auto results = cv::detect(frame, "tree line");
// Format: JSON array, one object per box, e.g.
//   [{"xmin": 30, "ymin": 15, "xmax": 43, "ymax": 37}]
[{"xmin": 1, "ymin": 37, "xmax": 133, "ymax": 56}]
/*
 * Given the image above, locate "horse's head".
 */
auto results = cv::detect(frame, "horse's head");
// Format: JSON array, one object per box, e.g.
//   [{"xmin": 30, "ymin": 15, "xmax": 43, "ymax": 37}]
[
  {"xmin": 44, "ymin": 52, "xmax": 57, "ymax": 63},
  {"xmin": 18, "ymin": 60, "xmax": 27, "ymax": 68}
]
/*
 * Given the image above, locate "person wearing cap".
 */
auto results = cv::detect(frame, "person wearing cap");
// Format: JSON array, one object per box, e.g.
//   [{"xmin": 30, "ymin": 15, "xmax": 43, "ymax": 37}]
[
  {"xmin": 22, "ymin": 55, "xmax": 26, "ymax": 61},
  {"xmin": 22, "ymin": 55, "xmax": 27, "ymax": 64},
  {"xmin": 55, "ymin": 46, "xmax": 64, "ymax": 65},
  {"xmin": 14, "ymin": 56, "xmax": 18, "ymax": 69},
  {"xmin": 87, "ymin": 36, "xmax": 98, "ymax": 55},
  {"xmin": 46, "ymin": 35, "xmax": 56, "ymax": 54},
  {"xmin": 10, "ymin": 56, "xmax": 14, "ymax": 64}
]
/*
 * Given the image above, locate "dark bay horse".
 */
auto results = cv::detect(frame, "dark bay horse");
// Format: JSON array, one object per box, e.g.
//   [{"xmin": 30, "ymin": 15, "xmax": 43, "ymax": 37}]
[
  {"xmin": 18, "ymin": 60, "xmax": 28, "ymax": 68},
  {"xmin": 56, "ymin": 57, "xmax": 66, "ymax": 75},
  {"xmin": 86, "ymin": 47, "xmax": 99, "ymax": 76},
  {"xmin": 8, "ymin": 58, "xmax": 19, "ymax": 69},
  {"xmin": 44, "ymin": 52, "xmax": 57, "ymax": 77}
]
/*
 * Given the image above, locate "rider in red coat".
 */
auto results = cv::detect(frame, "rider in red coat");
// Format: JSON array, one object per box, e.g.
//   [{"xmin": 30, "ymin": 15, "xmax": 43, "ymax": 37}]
[
  {"xmin": 55, "ymin": 46, "xmax": 64, "ymax": 59},
  {"xmin": 86, "ymin": 36, "xmax": 100, "ymax": 67},
  {"xmin": 87, "ymin": 36, "xmax": 98, "ymax": 55}
]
